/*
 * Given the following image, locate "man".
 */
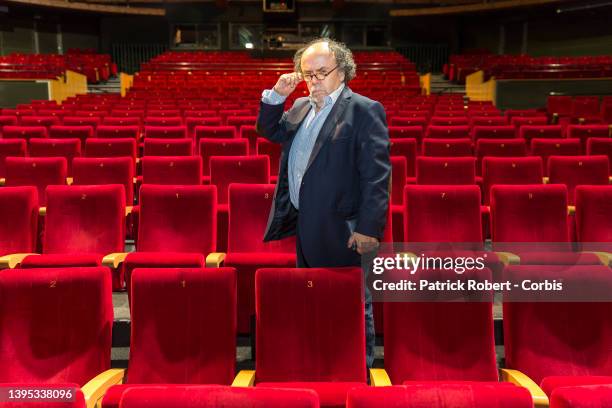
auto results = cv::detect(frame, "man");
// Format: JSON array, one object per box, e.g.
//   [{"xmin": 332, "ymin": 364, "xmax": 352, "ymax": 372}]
[{"xmin": 256, "ymin": 38, "xmax": 390, "ymax": 368}]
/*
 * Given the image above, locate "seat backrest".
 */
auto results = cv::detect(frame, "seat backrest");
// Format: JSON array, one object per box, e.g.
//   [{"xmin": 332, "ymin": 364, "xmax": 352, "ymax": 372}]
[
  {"xmin": 20, "ymin": 115, "xmax": 61, "ymax": 127},
  {"xmin": 550, "ymin": 385, "xmax": 612, "ymax": 408},
  {"xmin": 28, "ymin": 138, "xmax": 81, "ymax": 176},
  {"xmin": 144, "ymin": 138, "xmax": 193, "ymax": 156},
  {"xmin": 471, "ymin": 125, "xmax": 516, "ymax": 141},
  {"xmin": 2, "ymin": 125, "xmax": 48, "ymax": 140},
  {"xmin": 422, "ymin": 138, "xmax": 472, "ymax": 157},
  {"xmin": 194, "ymin": 126, "xmax": 237, "ymax": 146},
  {"xmin": 96, "ymin": 125, "xmax": 139, "ymax": 139},
  {"xmin": 0, "ymin": 186, "xmax": 38, "ymax": 255},
  {"xmin": 227, "ymin": 184, "xmax": 295, "ymax": 253},
  {"xmin": 5, "ymin": 157, "xmax": 67, "ymax": 206},
  {"xmin": 0, "ymin": 267, "xmax": 113, "ymax": 385},
  {"xmin": 255, "ymin": 267, "xmax": 366, "ymax": 383},
  {"xmin": 426, "ymin": 125, "xmax": 470, "ymax": 139},
  {"xmin": 587, "ymin": 138, "xmax": 612, "ymax": 170},
  {"xmin": 475, "ymin": 139, "xmax": 527, "ymax": 175},
  {"xmin": 503, "ymin": 265, "xmax": 612, "ymax": 385},
  {"xmin": 547, "ymin": 95, "xmax": 573, "ymax": 116},
  {"xmin": 567, "ymin": 125, "xmax": 610, "ymax": 149},
  {"xmin": 347, "ymin": 384, "xmax": 532, "ymax": 408},
  {"xmin": 119, "ymin": 385, "xmax": 319, "ymax": 408},
  {"xmin": 404, "ymin": 185, "xmax": 482, "ymax": 242},
  {"xmin": 575, "ymin": 185, "xmax": 612, "ymax": 243},
  {"xmin": 72, "ymin": 157, "xmax": 134, "ymax": 205},
  {"xmin": 384, "ymin": 266, "xmax": 497, "ymax": 384},
  {"xmin": 548, "ymin": 155, "xmax": 610, "ymax": 205},
  {"xmin": 199, "ymin": 138, "xmax": 249, "ymax": 177},
  {"xmin": 0, "ymin": 138, "xmax": 27, "ymax": 177},
  {"xmin": 388, "ymin": 126, "xmax": 423, "ymax": 141},
  {"xmin": 519, "ymin": 125, "xmax": 564, "ymax": 143},
  {"xmin": 137, "ymin": 185, "xmax": 217, "ymax": 254},
  {"xmin": 390, "ymin": 157, "xmax": 407, "ymax": 205},
  {"xmin": 469, "ymin": 116, "xmax": 508, "ymax": 127},
  {"xmin": 144, "ymin": 125, "xmax": 187, "ymax": 139},
  {"xmin": 44, "ymin": 185, "xmax": 125, "ymax": 254},
  {"xmin": 210, "ymin": 156, "xmax": 269, "ymax": 204},
  {"xmin": 531, "ymin": 139, "xmax": 582, "ymax": 174},
  {"xmin": 128, "ymin": 268, "xmax": 236, "ymax": 384},
  {"xmin": 482, "ymin": 156, "xmax": 543, "ymax": 205},
  {"xmin": 416, "ymin": 156, "xmax": 476, "ymax": 185},
  {"xmin": 389, "ymin": 138, "xmax": 417, "ymax": 176},
  {"xmin": 255, "ymin": 138, "xmax": 281, "ymax": 177},
  {"xmin": 143, "ymin": 117, "xmax": 183, "ymax": 127},
  {"xmin": 49, "ymin": 125, "xmax": 93, "ymax": 144},
  {"xmin": 63, "ymin": 116, "xmax": 101, "ymax": 128},
  {"xmin": 85, "ymin": 138, "xmax": 137, "ymax": 161},
  {"xmin": 490, "ymin": 184, "xmax": 569, "ymax": 243},
  {"xmin": 141, "ymin": 156, "xmax": 202, "ymax": 185}
]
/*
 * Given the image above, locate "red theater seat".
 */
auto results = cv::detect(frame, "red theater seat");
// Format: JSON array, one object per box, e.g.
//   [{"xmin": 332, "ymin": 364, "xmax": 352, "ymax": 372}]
[
  {"xmin": 209, "ymin": 155, "xmax": 269, "ymax": 205},
  {"xmin": 120, "ymin": 185, "xmax": 217, "ymax": 292},
  {"xmin": 404, "ymin": 185, "xmax": 482, "ymax": 242},
  {"xmin": 20, "ymin": 115, "xmax": 61, "ymax": 127},
  {"xmin": 5, "ymin": 157, "xmax": 67, "ymax": 205},
  {"xmin": 422, "ymin": 138, "xmax": 472, "ymax": 157},
  {"xmin": 85, "ymin": 138, "xmax": 137, "ymax": 161},
  {"xmin": 530, "ymin": 138, "xmax": 582, "ymax": 173},
  {"xmin": 426, "ymin": 125, "xmax": 470, "ymax": 139},
  {"xmin": 511, "ymin": 116, "xmax": 548, "ymax": 129},
  {"xmin": 548, "ymin": 155, "xmax": 609, "ymax": 205},
  {"xmin": 255, "ymin": 138, "xmax": 280, "ymax": 183},
  {"xmin": 222, "ymin": 184, "xmax": 296, "ymax": 334},
  {"xmin": 0, "ymin": 266, "xmax": 113, "ymax": 408},
  {"xmin": 389, "ymin": 138, "xmax": 417, "ymax": 176},
  {"xmin": 471, "ymin": 125, "xmax": 516, "ymax": 141},
  {"xmin": 475, "ymin": 139, "xmax": 527, "ymax": 176},
  {"xmin": 99, "ymin": 268, "xmax": 237, "ymax": 408},
  {"xmin": 567, "ymin": 125, "xmax": 611, "ymax": 149},
  {"xmin": 519, "ymin": 125, "xmax": 564, "ymax": 144},
  {"xmin": 587, "ymin": 138, "xmax": 612, "ymax": 169},
  {"xmin": 226, "ymin": 115, "xmax": 257, "ymax": 129},
  {"xmin": 239, "ymin": 125, "xmax": 260, "ymax": 153},
  {"xmin": 186, "ymin": 117, "xmax": 223, "ymax": 137},
  {"xmin": 235, "ymin": 267, "xmax": 367, "ymax": 408},
  {"xmin": 141, "ymin": 156, "xmax": 202, "ymax": 185},
  {"xmin": 575, "ymin": 185, "xmax": 612, "ymax": 246},
  {"xmin": 72, "ymin": 157, "xmax": 134, "ymax": 205},
  {"xmin": 2, "ymin": 125, "xmax": 48, "ymax": 140},
  {"xmin": 143, "ymin": 117, "xmax": 183, "ymax": 127},
  {"xmin": 199, "ymin": 138, "xmax": 249, "ymax": 181},
  {"xmin": 503, "ymin": 265, "xmax": 612, "ymax": 399},
  {"xmin": 144, "ymin": 125, "xmax": 187, "ymax": 139},
  {"xmin": 195, "ymin": 126, "xmax": 237, "ymax": 147},
  {"xmin": 347, "ymin": 384, "xmax": 533, "ymax": 408},
  {"xmin": 63, "ymin": 116, "xmax": 102, "ymax": 128},
  {"xmin": 18, "ymin": 185, "xmax": 125, "ymax": 285},
  {"xmin": 0, "ymin": 139, "xmax": 27, "ymax": 177},
  {"xmin": 118, "ymin": 386, "xmax": 319, "ymax": 408},
  {"xmin": 388, "ymin": 126, "xmax": 423, "ymax": 141},
  {"xmin": 470, "ymin": 116, "xmax": 508, "ymax": 127},
  {"xmin": 144, "ymin": 138, "xmax": 192, "ymax": 156},
  {"xmin": 416, "ymin": 156, "xmax": 476, "ymax": 185},
  {"xmin": 482, "ymin": 156, "xmax": 543, "ymax": 205},
  {"xmin": 28, "ymin": 138, "xmax": 81, "ymax": 176},
  {"xmin": 49, "ymin": 125, "xmax": 93, "ymax": 144},
  {"xmin": 0, "ymin": 186, "xmax": 38, "ymax": 257},
  {"xmin": 96, "ymin": 125, "xmax": 139, "ymax": 139}
]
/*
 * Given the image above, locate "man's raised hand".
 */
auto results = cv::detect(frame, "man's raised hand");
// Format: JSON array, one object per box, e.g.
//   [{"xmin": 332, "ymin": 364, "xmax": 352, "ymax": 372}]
[{"xmin": 273, "ymin": 72, "xmax": 303, "ymax": 97}]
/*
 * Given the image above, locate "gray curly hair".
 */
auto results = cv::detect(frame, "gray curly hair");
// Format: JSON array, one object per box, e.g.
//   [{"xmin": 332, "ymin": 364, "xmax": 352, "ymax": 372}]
[{"xmin": 293, "ymin": 38, "xmax": 357, "ymax": 83}]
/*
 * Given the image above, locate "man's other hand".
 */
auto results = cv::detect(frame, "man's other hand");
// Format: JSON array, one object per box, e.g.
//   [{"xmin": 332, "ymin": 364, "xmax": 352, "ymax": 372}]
[
  {"xmin": 347, "ymin": 232, "xmax": 379, "ymax": 255},
  {"xmin": 273, "ymin": 72, "xmax": 303, "ymax": 97}
]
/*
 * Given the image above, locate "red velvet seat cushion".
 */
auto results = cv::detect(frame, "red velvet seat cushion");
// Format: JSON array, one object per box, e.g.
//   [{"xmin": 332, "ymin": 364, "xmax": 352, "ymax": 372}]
[
  {"xmin": 258, "ymin": 382, "xmax": 366, "ymax": 408},
  {"xmin": 550, "ymin": 384, "xmax": 612, "ymax": 408}
]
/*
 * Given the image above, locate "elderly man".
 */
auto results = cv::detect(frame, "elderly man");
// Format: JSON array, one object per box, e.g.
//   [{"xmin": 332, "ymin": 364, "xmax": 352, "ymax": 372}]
[{"xmin": 256, "ymin": 38, "xmax": 390, "ymax": 367}]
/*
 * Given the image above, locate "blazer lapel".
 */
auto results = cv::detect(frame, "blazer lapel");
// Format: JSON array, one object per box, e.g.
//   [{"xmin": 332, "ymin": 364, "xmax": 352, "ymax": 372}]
[
  {"xmin": 285, "ymin": 98, "xmax": 312, "ymax": 134},
  {"xmin": 304, "ymin": 86, "xmax": 352, "ymax": 173}
]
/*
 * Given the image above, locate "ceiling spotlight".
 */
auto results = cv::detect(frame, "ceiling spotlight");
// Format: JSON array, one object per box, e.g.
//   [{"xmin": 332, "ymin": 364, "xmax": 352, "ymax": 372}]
[{"xmin": 245, "ymin": 42, "xmax": 254, "ymax": 49}]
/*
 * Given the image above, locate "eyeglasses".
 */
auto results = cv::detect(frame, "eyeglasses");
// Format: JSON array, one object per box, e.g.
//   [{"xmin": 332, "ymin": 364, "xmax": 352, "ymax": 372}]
[{"xmin": 302, "ymin": 65, "xmax": 338, "ymax": 82}]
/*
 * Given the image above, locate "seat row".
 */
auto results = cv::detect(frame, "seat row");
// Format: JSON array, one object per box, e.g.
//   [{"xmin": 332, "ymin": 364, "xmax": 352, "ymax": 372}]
[{"xmin": 1, "ymin": 264, "xmax": 611, "ymax": 408}]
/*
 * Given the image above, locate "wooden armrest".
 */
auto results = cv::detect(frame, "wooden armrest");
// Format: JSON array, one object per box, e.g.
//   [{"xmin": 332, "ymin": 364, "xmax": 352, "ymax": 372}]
[
  {"xmin": 102, "ymin": 252, "xmax": 129, "ymax": 269},
  {"xmin": 0, "ymin": 178, "xmax": 5, "ymax": 186},
  {"xmin": 206, "ymin": 252, "xmax": 226, "ymax": 268},
  {"xmin": 0, "ymin": 253, "xmax": 37, "ymax": 269},
  {"xmin": 568, "ymin": 205, "xmax": 575, "ymax": 216},
  {"xmin": 495, "ymin": 251, "xmax": 521, "ymax": 266},
  {"xmin": 82, "ymin": 368, "xmax": 125, "ymax": 408},
  {"xmin": 232, "ymin": 370, "xmax": 255, "ymax": 387},
  {"xmin": 609, "ymin": 176, "xmax": 612, "ymax": 184},
  {"xmin": 39, "ymin": 207, "xmax": 47, "ymax": 216},
  {"xmin": 66, "ymin": 177, "xmax": 73, "ymax": 185},
  {"xmin": 125, "ymin": 206, "xmax": 133, "ymax": 216},
  {"xmin": 369, "ymin": 368, "xmax": 392, "ymax": 386},
  {"xmin": 542, "ymin": 177, "xmax": 549, "ymax": 184},
  {"xmin": 135, "ymin": 158, "xmax": 141, "ymax": 164},
  {"xmin": 500, "ymin": 368, "xmax": 548, "ymax": 407}
]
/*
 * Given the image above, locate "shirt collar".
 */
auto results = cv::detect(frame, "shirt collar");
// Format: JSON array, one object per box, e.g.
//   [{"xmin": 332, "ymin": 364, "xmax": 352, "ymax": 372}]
[{"xmin": 308, "ymin": 83, "xmax": 345, "ymax": 110}]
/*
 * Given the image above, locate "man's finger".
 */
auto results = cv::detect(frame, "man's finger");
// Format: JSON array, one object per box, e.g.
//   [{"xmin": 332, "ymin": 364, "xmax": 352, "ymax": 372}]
[{"xmin": 347, "ymin": 234, "xmax": 355, "ymax": 249}]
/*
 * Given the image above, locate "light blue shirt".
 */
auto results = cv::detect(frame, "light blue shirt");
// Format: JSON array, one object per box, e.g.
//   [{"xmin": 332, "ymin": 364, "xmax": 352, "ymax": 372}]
[{"xmin": 261, "ymin": 84, "xmax": 345, "ymax": 209}]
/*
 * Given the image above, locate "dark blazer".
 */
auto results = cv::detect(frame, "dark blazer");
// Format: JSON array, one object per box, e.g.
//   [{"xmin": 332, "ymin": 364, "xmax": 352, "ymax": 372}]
[{"xmin": 256, "ymin": 86, "xmax": 390, "ymax": 267}]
